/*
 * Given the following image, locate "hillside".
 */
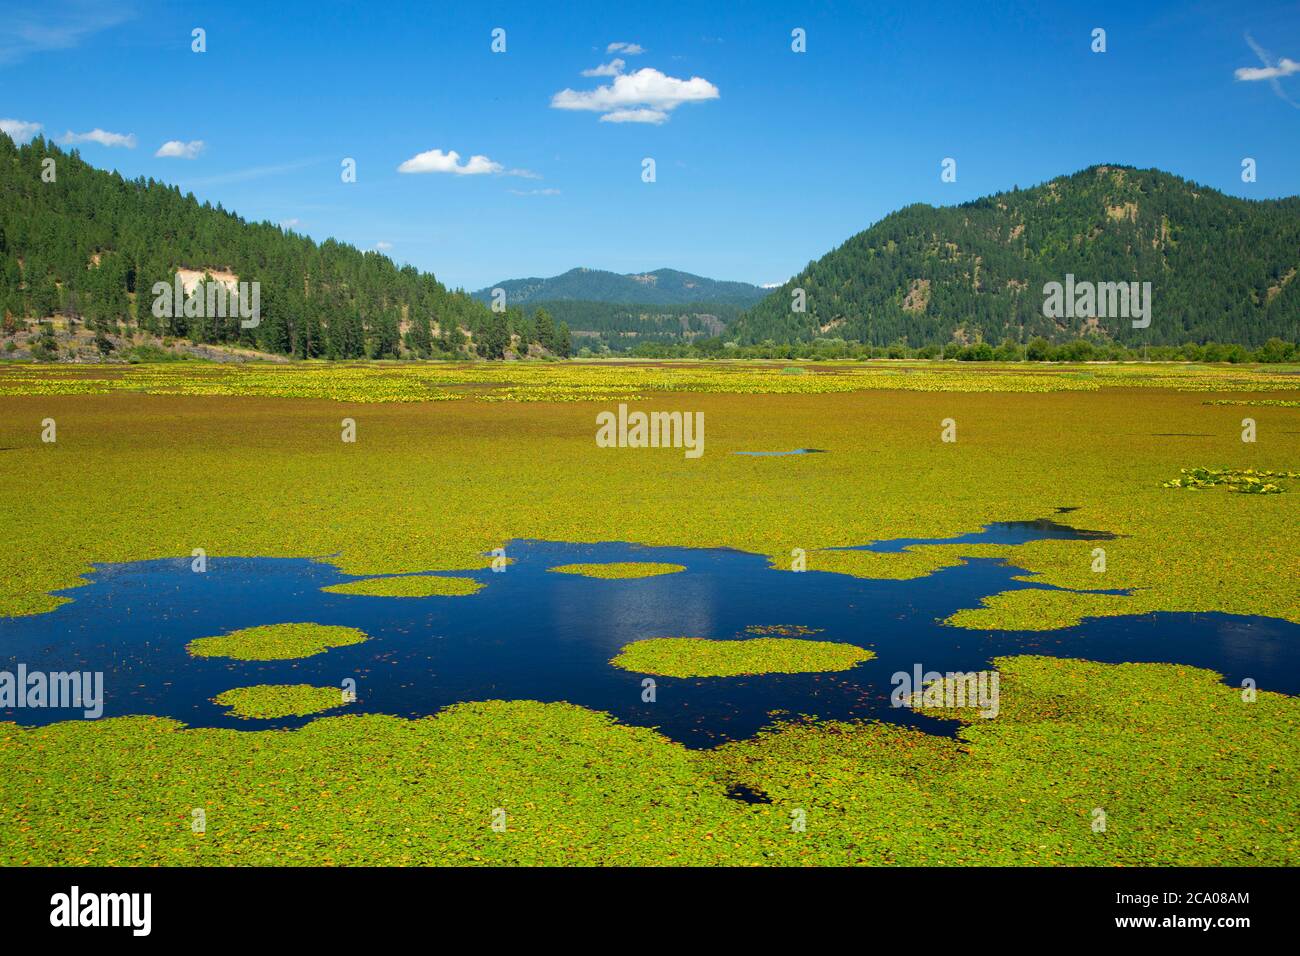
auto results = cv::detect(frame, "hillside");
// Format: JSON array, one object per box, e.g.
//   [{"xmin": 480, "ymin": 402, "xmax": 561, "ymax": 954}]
[
  {"xmin": 474, "ymin": 267, "xmax": 766, "ymax": 307},
  {"xmin": 0, "ymin": 133, "xmax": 568, "ymax": 360},
  {"xmin": 522, "ymin": 299, "xmax": 739, "ymax": 353},
  {"xmin": 733, "ymin": 166, "xmax": 1300, "ymax": 347}
]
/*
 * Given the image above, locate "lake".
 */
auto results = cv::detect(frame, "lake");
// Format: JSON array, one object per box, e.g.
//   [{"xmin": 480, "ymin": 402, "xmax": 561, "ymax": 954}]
[{"xmin": 2, "ymin": 524, "xmax": 1296, "ymax": 747}]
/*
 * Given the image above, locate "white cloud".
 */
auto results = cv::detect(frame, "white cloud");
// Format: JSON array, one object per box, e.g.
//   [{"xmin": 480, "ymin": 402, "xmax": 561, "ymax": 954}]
[
  {"xmin": 61, "ymin": 127, "xmax": 135, "ymax": 148},
  {"xmin": 551, "ymin": 67, "xmax": 719, "ymax": 124},
  {"xmin": 398, "ymin": 148, "xmax": 538, "ymax": 178},
  {"xmin": 600, "ymin": 108, "xmax": 669, "ymax": 124},
  {"xmin": 375, "ymin": 241, "xmax": 394, "ymax": 251},
  {"xmin": 155, "ymin": 139, "xmax": 205, "ymax": 159},
  {"xmin": 280, "ymin": 218, "xmax": 301, "ymax": 229},
  {"xmin": 760, "ymin": 282, "xmax": 785, "ymax": 289},
  {"xmin": 509, "ymin": 188, "xmax": 561, "ymax": 196},
  {"xmin": 581, "ymin": 58, "xmax": 624, "ymax": 77},
  {"xmin": 606, "ymin": 42, "xmax": 644, "ymax": 55},
  {"xmin": 1235, "ymin": 58, "xmax": 1300, "ymax": 81},
  {"xmin": 398, "ymin": 148, "xmax": 502, "ymax": 175},
  {"xmin": 0, "ymin": 118, "xmax": 42, "ymax": 143},
  {"xmin": 1237, "ymin": 34, "xmax": 1300, "ymax": 108}
]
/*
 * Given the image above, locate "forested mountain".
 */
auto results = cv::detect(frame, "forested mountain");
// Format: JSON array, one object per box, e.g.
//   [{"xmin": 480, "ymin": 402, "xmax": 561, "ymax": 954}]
[
  {"xmin": 0, "ymin": 132, "xmax": 570, "ymax": 359},
  {"xmin": 474, "ymin": 267, "xmax": 766, "ymax": 307},
  {"xmin": 733, "ymin": 166, "xmax": 1300, "ymax": 347},
  {"xmin": 523, "ymin": 300, "xmax": 740, "ymax": 352},
  {"xmin": 7, "ymin": 141, "xmax": 1292, "ymax": 361}
]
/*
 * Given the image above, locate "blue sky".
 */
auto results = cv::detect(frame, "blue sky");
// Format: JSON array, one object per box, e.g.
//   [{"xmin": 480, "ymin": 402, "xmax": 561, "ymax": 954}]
[{"xmin": 2, "ymin": 0, "xmax": 1298, "ymax": 291}]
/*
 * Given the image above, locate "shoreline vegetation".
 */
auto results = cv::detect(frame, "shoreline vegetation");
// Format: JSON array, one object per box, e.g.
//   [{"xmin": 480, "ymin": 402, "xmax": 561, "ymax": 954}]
[
  {"xmin": 575, "ymin": 337, "xmax": 1300, "ymax": 363},
  {"xmin": 4, "ymin": 332, "xmax": 1298, "ymax": 365},
  {"xmin": 2, "ymin": 358, "xmax": 1299, "ymax": 405}
]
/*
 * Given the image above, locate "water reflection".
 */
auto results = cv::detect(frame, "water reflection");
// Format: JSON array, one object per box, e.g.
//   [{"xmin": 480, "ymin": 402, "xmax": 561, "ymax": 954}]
[{"xmin": 0, "ymin": 534, "xmax": 1293, "ymax": 747}]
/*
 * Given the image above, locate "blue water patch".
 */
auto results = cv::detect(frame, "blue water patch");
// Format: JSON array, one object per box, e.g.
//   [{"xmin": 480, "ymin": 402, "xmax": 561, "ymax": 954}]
[
  {"xmin": 1, "ymin": 532, "xmax": 1295, "ymax": 747},
  {"xmin": 832, "ymin": 518, "xmax": 1118, "ymax": 553}
]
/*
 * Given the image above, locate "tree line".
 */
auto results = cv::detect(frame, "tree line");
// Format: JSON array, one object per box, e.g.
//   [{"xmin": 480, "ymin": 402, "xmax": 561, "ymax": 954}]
[
  {"xmin": 620, "ymin": 335, "xmax": 1298, "ymax": 363},
  {"xmin": 0, "ymin": 132, "xmax": 570, "ymax": 360}
]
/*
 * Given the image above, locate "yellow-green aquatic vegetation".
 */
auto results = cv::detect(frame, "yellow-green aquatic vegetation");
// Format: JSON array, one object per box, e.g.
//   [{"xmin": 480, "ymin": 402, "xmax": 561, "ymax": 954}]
[
  {"xmin": 547, "ymin": 562, "xmax": 686, "ymax": 579},
  {"xmin": 901, "ymin": 672, "xmax": 1000, "ymax": 717},
  {"xmin": 945, "ymin": 588, "xmax": 1134, "ymax": 631},
  {"xmin": 187, "ymin": 623, "xmax": 368, "ymax": 661},
  {"xmin": 0, "ymin": 657, "xmax": 1294, "ymax": 865},
  {"xmin": 610, "ymin": 636, "xmax": 874, "ymax": 677},
  {"xmin": 744, "ymin": 624, "xmax": 822, "ymax": 636},
  {"xmin": 1162, "ymin": 466, "xmax": 1299, "ymax": 494},
  {"xmin": 322, "ymin": 575, "xmax": 484, "ymax": 597},
  {"xmin": 2, "ymin": 360, "xmax": 1299, "ymax": 405},
  {"xmin": 214, "ymin": 684, "xmax": 350, "ymax": 719},
  {"xmin": 709, "ymin": 656, "xmax": 1300, "ymax": 865},
  {"xmin": 1, "ymin": 380, "xmax": 1297, "ymax": 630},
  {"xmin": 1206, "ymin": 399, "xmax": 1300, "ymax": 407}
]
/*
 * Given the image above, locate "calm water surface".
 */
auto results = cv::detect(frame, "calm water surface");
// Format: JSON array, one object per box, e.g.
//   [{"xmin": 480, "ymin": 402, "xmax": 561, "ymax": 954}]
[{"xmin": 2, "ymin": 525, "xmax": 1295, "ymax": 747}]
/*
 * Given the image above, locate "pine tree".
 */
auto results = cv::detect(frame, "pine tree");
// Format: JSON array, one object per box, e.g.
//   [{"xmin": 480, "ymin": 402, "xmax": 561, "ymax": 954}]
[
  {"xmin": 479, "ymin": 310, "xmax": 509, "ymax": 359},
  {"xmin": 534, "ymin": 307, "xmax": 557, "ymax": 353}
]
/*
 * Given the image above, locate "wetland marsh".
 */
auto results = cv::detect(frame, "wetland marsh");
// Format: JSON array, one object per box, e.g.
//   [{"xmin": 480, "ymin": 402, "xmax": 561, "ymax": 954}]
[{"xmin": 1, "ymin": 360, "xmax": 1297, "ymax": 866}]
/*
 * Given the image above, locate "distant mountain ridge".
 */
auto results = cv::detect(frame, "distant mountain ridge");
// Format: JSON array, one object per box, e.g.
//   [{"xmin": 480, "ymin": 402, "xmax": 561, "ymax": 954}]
[
  {"xmin": 732, "ymin": 165, "xmax": 1300, "ymax": 348},
  {"xmin": 474, "ymin": 267, "xmax": 767, "ymax": 307}
]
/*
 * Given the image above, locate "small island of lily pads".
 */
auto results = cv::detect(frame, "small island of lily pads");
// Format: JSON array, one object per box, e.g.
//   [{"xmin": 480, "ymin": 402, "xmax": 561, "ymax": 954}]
[
  {"xmin": 214, "ymin": 684, "xmax": 352, "ymax": 719},
  {"xmin": 548, "ymin": 562, "xmax": 686, "ymax": 580},
  {"xmin": 610, "ymin": 636, "xmax": 875, "ymax": 677},
  {"xmin": 322, "ymin": 575, "xmax": 485, "ymax": 597},
  {"xmin": 187, "ymin": 623, "xmax": 369, "ymax": 661}
]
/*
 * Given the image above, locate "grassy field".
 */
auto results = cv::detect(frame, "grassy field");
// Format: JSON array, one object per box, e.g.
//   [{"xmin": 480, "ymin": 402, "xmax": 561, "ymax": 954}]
[{"xmin": 1, "ymin": 359, "xmax": 1297, "ymax": 865}]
